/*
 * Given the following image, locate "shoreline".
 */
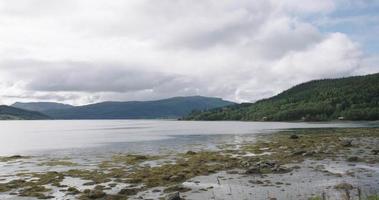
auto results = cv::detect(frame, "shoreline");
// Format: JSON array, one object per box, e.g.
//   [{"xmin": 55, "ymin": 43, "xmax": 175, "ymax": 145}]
[{"xmin": 0, "ymin": 127, "xmax": 378, "ymax": 199}]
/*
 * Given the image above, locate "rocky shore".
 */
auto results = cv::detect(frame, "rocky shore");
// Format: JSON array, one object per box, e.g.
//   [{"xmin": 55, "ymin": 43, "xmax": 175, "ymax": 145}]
[{"xmin": 0, "ymin": 128, "xmax": 378, "ymax": 200}]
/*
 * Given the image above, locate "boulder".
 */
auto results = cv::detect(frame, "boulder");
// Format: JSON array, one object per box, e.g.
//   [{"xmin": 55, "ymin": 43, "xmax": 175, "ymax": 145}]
[
  {"xmin": 67, "ymin": 187, "xmax": 80, "ymax": 195},
  {"xmin": 289, "ymin": 135, "xmax": 299, "ymax": 139},
  {"xmin": 347, "ymin": 156, "xmax": 360, "ymax": 162},
  {"xmin": 334, "ymin": 183, "xmax": 353, "ymax": 190},
  {"xmin": 245, "ymin": 167, "xmax": 260, "ymax": 174},
  {"xmin": 372, "ymin": 149, "xmax": 379, "ymax": 155},
  {"xmin": 293, "ymin": 150, "xmax": 307, "ymax": 156},
  {"xmin": 87, "ymin": 190, "xmax": 106, "ymax": 199},
  {"xmin": 118, "ymin": 188, "xmax": 138, "ymax": 196},
  {"xmin": 166, "ymin": 192, "xmax": 181, "ymax": 200},
  {"xmin": 169, "ymin": 175, "xmax": 185, "ymax": 182},
  {"xmin": 185, "ymin": 151, "xmax": 197, "ymax": 155},
  {"xmin": 245, "ymin": 160, "xmax": 292, "ymax": 174},
  {"xmin": 273, "ymin": 166, "xmax": 292, "ymax": 174},
  {"xmin": 341, "ymin": 140, "xmax": 353, "ymax": 147}
]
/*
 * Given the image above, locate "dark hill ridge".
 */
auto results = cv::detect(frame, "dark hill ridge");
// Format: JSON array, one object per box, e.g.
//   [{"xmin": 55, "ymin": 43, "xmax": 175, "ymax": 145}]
[
  {"xmin": 12, "ymin": 102, "xmax": 74, "ymax": 112},
  {"xmin": 21, "ymin": 96, "xmax": 234, "ymax": 119},
  {"xmin": 0, "ymin": 105, "xmax": 50, "ymax": 120},
  {"xmin": 185, "ymin": 73, "xmax": 379, "ymax": 121}
]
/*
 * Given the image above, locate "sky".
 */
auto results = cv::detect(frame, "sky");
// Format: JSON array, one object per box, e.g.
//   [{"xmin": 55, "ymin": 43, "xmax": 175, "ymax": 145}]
[{"xmin": 0, "ymin": 0, "xmax": 378, "ymax": 105}]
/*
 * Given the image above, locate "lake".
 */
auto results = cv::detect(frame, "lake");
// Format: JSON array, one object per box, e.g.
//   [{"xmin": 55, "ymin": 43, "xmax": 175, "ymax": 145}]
[{"xmin": 0, "ymin": 120, "xmax": 377, "ymax": 156}]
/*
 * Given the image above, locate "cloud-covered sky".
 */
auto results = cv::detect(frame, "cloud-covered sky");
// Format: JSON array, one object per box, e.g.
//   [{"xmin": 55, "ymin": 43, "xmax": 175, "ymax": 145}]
[{"xmin": 0, "ymin": 0, "xmax": 378, "ymax": 105}]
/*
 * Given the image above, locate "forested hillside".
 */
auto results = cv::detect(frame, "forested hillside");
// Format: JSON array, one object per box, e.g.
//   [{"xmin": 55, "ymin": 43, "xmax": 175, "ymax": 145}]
[
  {"xmin": 185, "ymin": 73, "xmax": 379, "ymax": 121},
  {"xmin": 0, "ymin": 105, "xmax": 50, "ymax": 120}
]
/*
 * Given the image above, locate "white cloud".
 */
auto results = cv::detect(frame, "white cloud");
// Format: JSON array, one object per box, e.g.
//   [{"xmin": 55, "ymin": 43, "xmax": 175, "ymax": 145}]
[
  {"xmin": 0, "ymin": 0, "xmax": 377, "ymax": 105},
  {"xmin": 273, "ymin": 33, "xmax": 361, "ymax": 79}
]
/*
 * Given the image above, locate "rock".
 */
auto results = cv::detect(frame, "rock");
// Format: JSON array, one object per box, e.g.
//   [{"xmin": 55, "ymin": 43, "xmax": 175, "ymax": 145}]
[
  {"xmin": 279, "ymin": 146, "xmax": 288, "ymax": 150},
  {"xmin": 67, "ymin": 187, "xmax": 79, "ymax": 195},
  {"xmin": 166, "ymin": 192, "xmax": 181, "ymax": 200},
  {"xmin": 164, "ymin": 185, "xmax": 191, "ymax": 193},
  {"xmin": 289, "ymin": 135, "xmax": 299, "ymax": 139},
  {"xmin": 302, "ymin": 151, "xmax": 315, "ymax": 156},
  {"xmin": 347, "ymin": 156, "xmax": 360, "ymax": 162},
  {"xmin": 255, "ymin": 160, "xmax": 277, "ymax": 169},
  {"xmin": 119, "ymin": 188, "xmax": 139, "ymax": 195},
  {"xmin": 94, "ymin": 185, "xmax": 105, "ymax": 190},
  {"xmin": 240, "ymin": 160, "xmax": 251, "ymax": 168},
  {"xmin": 226, "ymin": 170, "xmax": 239, "ymax": 174},
  {"xmin": 0, "ymin": 155, "xmax": 27, "ymax": 162},
  {"xmin": 245, "ymin": 160, "xmax": 292, "ymax": 175},
  {"xmin": 108, "ymin": 183, "xmax": 117, "ymax": 187},
  {"xmin": 245, "ymin": 167, "xmax": 260, "ymax": 174},
  {"xmin": 83, "ymin": 181, "xmax": 96, "ymax": 186},
  {"xmin": 293, "ymin": 150, "xmax": 307, "ymax": 155},
  {"xmin": 185, "ymin": 151, "xmax": 197, "ymax": 155},
  {"xmin": 132, "ymin": 155, "xmax": 148, "ymax": 160},
  {"xmin": 334, "ymin": 183, "xmax": 353, "ymax": 190},
  {"xmin": 169, "ymin": 174, "xmax": 185, "ymax": 182},
  {"xmin": 249, "ymin": 180, "xmax": 264, "ymax": 184},
  {"xmin": 274, "ymin": 166, "xmax": 292, "ymax": 174},
  {"xmin": 263, "ymin": 160, "xmax": 277, "ymax": 167},
  {"xmin": 162, "ymin": 175, "xmax": 172, "ymax": 181},
  {"xmin": 8, "ymin": 155, "xmax": 23, "ymax": 159},
  {"xmin": 87, "ymin": 190, "xmax": 106, "ymax": 199},
  {"xmin": 341, "ymin": 140, "xmax": 353, "ymax": 147},
  {"xmin": 372, "ymin": 149, "xmax": 379, "ymax": 155}
]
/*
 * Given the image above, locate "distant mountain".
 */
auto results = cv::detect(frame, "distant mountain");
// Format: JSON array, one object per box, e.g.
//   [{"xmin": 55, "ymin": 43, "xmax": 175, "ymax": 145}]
[
  {"xmin": 185, "ymin": 73, "xmax": 379, "ymax": 121},
  {"xmin": 12, "ymin": 102, "xmax": 74, "ymax": 112},
  {"xmin": 37, "ymin": 96, "xmax": 234, "ymax": 119},
  {"xmin": 0, "ymin": 105, "xmax": 50, "ymax": 120}
]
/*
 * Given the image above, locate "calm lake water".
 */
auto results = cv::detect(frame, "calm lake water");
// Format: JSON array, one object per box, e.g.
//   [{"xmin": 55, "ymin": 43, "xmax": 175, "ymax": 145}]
[{"xmin": 0, "ymin": 120, "xmax": 378, "ymax": 156}]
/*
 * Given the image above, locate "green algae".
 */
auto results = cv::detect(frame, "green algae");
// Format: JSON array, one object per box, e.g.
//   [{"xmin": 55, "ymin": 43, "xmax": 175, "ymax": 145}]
[
  {"xmin": 0, "ymin": 171, "xmax": 65, "ymax": 199},
  {"xmin": 0, "ymin": 179, "xmax": 27, "ymax": 192},
  {"xmin": 0, "ymin": 155, "xmax": 30, "ymax": 162},
  {"xmin": 67, "ymin": 186, "xmax": 80, "ymax": 194},
  {"xmin": 79, "ymin": 189, "xmax": 128, "ymax": 200},
  {"xmin": 308, "ymin": 196, "xmax": 322, "ymax": 200},
  {"xmin": 99, "ymin": 154, "xmax": 159, "ymax": 169},
  {"xmin": 367, "ymin": 195, "xmax": 379, "ymax": 200},
  {"xmin": 18, "ymin": 185, "xmax": 52, "ymax": 199},
  {"xmin": 241, "ymin": 128, "xmax": 379, "ymax": 166},
  {"xmin": 126, "ymin": 151, "xmax": 239, "ymax": 188},
  {"xmin": 163, "ymin": 184, "xmax": 191, "ymax": 193},
  {"xmin": 0, "ymin": 171, "xmax": 63, "ymax": 199},
  {"xmin": 38, "ymin": 160, "xmax": 78, "ymax": 167},
  {"xmin": 64, "ymin": 169, "xmax": 111, "ymax": 184}
]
